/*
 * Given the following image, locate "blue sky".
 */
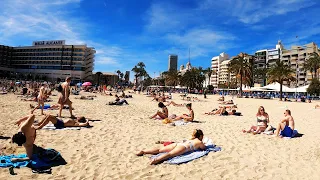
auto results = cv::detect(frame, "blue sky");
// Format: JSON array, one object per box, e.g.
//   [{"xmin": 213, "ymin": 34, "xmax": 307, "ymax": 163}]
[{"xmin": 1, "ymin": 0, "xmax": 320, "ymax": 79}]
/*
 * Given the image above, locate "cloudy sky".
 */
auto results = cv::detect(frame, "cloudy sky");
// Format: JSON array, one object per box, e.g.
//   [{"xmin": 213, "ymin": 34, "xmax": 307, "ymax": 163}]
[{"xmin": 1, "ymin": 0, "xmax": 320, "ymax": 78}]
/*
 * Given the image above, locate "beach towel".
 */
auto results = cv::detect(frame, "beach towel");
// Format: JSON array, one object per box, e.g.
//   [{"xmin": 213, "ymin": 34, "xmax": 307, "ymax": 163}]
[
  {"xmin": 42, "ymin": 124, "xmax": 81, "ymax": 130},
  {"xmin": 150, "ymin": 138, "xmax": 221, "ymax": 164},
  {"xmin": 283, "ymin": 130, "xmax": 299, "ymax": 139},
  {"xmin": 0, "ymin": 148, "xmax": 66, "ymax": 169},
  {"xmin": 172, "ymin": 120, "xmax": 190, "ymax": 126}
]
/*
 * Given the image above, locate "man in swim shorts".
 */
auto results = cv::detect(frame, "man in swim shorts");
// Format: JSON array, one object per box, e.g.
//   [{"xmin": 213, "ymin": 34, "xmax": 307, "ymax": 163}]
[
  {"xmin": 273, "ymin": 109, "xmax": 295, "ymax": 137},
  {"xmin": 34, "ymin": 114, "xmax": 89, "ymax": 129}
]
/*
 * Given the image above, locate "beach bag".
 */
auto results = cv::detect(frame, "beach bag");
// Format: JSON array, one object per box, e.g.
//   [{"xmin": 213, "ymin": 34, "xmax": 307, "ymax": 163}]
[{"xmin": 162, "ymin": 118, "xmax": 172, "ymax": 124}]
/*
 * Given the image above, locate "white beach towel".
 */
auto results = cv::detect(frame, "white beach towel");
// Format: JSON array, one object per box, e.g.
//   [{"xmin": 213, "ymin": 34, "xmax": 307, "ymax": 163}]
[{"xmin": 42, "ymin": 124, "xmax": 81, "ymax": 130}]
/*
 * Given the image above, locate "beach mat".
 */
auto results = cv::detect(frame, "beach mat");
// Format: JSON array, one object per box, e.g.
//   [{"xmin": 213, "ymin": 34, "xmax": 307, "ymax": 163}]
[{"xmin": 150, "ymin": 138, "xmax": 221, "ymax": 164}]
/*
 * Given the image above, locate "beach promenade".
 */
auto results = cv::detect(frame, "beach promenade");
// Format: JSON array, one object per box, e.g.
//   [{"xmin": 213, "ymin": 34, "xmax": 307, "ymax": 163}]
[{"xmin": 1, "ymin": 92, "xmax": 320, "ymax": 179}]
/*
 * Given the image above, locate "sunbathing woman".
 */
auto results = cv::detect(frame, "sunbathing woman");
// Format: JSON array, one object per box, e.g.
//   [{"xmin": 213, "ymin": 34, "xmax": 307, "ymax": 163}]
[
  {"xmin": 242, "ymin": 106, "xmax": 269, "ymax": 134},
  {"xmin": 172, "ymin": 103, "xmax": 194, "ymax": 122},
  {"xmin": 165, "ymin": 101, "xmax": 185, "ymax": 107},
  {"xmin": 34, "ymin": 114, "xmax": 89, "ymax": 129},
  {"xmin": 150, "ymin": 102, "xmax": 168, "ymax": 119},
  {"xmin": 136, "ymin": 129, "xmax": 206, "ymax": 165},
  {"xmin": 219, "ymin": 100, "xmax": 234, "ymax": 105},
  {"xmin": 205, "ymin": 107, "xmax": 236, "ymax": 115}
]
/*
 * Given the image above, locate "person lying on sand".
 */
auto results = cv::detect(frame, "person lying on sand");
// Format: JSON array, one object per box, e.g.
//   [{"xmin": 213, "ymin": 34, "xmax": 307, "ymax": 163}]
[
  {"xmin": 170, "ymin": 103, "xmax": 194, "ymax": 122},
  {"xmin": 273, "ymin": 109, "xmax": 295, "ymax": 138},
  {"xmin": 242, "ymin": 106, "xmax": 270, "ymax": 134},
  {"xmin": 219, "ymin": 100, "xmax": 234, "ymax": 105},
  {"xmin": 108, "ymin": 95, "xmax": 129, "ymax": 105},
  {"xmin": 205, "ymin": 107, "xmax": 236, "ymax": 115},
  {"xmin": 34, "ymin": 114, "xmax": 89, "ymax": 129},
  {"xmin": 136, "ymin": 129, "xmax": 206, "ymax": 165},
  {"xmin": 30, "ymin": 104, "xmax": 74, "ymax": 110},
  {"xmin": 75, "ymin": 96, "xmax": 94, "ymax": 100},
  {"xmin": 150, "ymin": 102, "xmax": 168, "ymax": 119},
  {"xmin": 165, "ymin": 101, "xmax": 185, "ymax": 107}
]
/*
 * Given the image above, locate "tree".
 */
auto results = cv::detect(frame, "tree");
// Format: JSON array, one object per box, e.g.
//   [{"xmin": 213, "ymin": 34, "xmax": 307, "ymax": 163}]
[
  {"xmin": 131, "ymin": 62, "xmax": 149, "ymax": 86},
  {"xmin": 307, "ymin": 78, "xmax": 320, "ymax": 96},
  {"xmin": 162, "ymin": 70, "xmax": 181, "ymax": 86},
  {"xmin": 180, "ymin": 67, "xmax": 205, "ymax": 90},
  {"xmin": 96, "ymin": 72, "xmax": 103, "ymax": 85},
  {"xmin": 228, "ymin": 53, "xmax": 253, "ymax": 97},
  {"xmin": 116, "ymin": 70, "xmax": 121, "ymax": 83},
  {"xmin": 304, "ymin": 52, "xmax": 320, "ymax": 79},
  {"xmin": 203, "ymin": 67, "xmax": 214, "ymax": 87},
  {"xmin": 267, "ymin": 59, "xmax": 296, "ymax": 101}
]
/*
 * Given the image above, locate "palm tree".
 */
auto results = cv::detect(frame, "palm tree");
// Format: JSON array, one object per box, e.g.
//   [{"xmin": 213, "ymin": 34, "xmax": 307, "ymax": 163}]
[
  {"xmin": 180, "ymin": 67, "xmax": 205, "ymax": 90},
  {"xmin": 116, "ymin": 70, "xmax": 121, "ymax": 82},
  {"xmin": 267, "ymin": 59, "xmax": 296, "ymax": 101},
  {"xmin": 253, "ymin": 68, "xmax": 268, "ymax": 86},
  {"xmin": 228, "ymin": 53, "xmax": 253, "ymax": 97},
  {"xmin": 203, "ymin": 67, "xmax": 214, "ymax": 87},
  {"xmin": 131, "ymin": 62, "xmax": 148, "ymax": 86},
  {"xmin": 304, "ymin": 52, "xmax": 320, "ymax": 79},
  {"xmin": 162, "ymin": 70, "xmax": 181, "ymax": 86}
]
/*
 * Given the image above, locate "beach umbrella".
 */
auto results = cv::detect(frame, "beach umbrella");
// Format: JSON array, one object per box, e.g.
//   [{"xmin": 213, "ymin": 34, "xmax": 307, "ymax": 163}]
[
  {"xmin": 82, "ymin": 82, "xmax": 92, "ymax": 86},
  {"xmin": 76, "ymin": 82, "xmax": 82, "ymax": 86}
]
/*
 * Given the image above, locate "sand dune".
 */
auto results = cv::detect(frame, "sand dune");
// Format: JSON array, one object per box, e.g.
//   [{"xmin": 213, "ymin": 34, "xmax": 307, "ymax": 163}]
[{"xmin": 1, "ymin": 92, "xmax": 320, "ymax": 180}]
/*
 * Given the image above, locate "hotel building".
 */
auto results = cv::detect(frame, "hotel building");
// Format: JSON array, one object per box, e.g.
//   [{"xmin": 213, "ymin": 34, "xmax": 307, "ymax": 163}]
[
  {"xmin": 168, "ymin": 55, "xmax": 178, "ymax": 71},
  {"xmin": 0, "ymin": 40, "xmax": 95, "ymax": 82},
  {"xmin": 210, "ymin": 52, "xmax": 229, "ymax": 87},
  {"xmin": 254, "ymin": 49, "xmax": 267, "ymax": 86}
]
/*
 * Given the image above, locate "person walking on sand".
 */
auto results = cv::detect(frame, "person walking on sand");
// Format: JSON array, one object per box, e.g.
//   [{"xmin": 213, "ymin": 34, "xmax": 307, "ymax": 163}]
[
  {"xmin": 58, "ymin": 77, "xmax": 74, "ymax": 118},
  {"xmin": 273, "ymin": 109, "xmax": 295, "ymax": 138}
]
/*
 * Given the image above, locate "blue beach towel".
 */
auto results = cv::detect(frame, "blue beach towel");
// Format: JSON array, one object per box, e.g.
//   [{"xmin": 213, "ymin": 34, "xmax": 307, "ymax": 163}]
[
  {"xmin": 150, "ymin": 142, "xmax": 221, "ymax": 164},
  {"xmin": 0, "ymin": 154, "xmax": 29, "ymax": 168},
  {"xmin": 283, "ymin": 130, "xmax": 299, "ymax": 139}
]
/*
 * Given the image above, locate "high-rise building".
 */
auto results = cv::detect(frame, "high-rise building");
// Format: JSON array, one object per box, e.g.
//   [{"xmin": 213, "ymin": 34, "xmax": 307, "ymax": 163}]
[
  {"xmin": 254, "ymin": 49, "xmax": 267, "ymax": 86},
  {"xmin": 168, "ymin": 55, "xmax": 178, "ymax": 71},
  {"xmin": 281, "ymin": 42, "xmax": 319, "ymax": 87},
  {"xmin": 125, "ymin": 71, "xmax": 130, "ymax": 82},
  {"xmin": 210, "ymin": 52, "xmax": 229, "ymax": 87},
  {"xmin": 267, "ymin": 40, "xmax": 284, "ymax": 68},
  {"xmin": 0, "ymin": 40, "xmax": 95, "ymax": 81}
]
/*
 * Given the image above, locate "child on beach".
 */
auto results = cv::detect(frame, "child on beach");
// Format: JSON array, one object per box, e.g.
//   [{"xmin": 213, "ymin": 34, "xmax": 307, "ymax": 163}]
[{"xmin": 31, "ymin": 84, "xmax": 46, "ymax": 115}]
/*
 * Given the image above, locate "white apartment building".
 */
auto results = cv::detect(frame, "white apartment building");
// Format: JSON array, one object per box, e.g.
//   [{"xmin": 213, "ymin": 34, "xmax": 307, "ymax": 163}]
[
  {"xmin": 0, "ymin": 40, "xmax": 95, "ymax": 82},
  {"xmin": 267, "ymin": 40, "xmax": 284, "ymax": 67},
  {"xmin": 210, "ymin": 52, "xmax": 229, "ymax": 87},
  {"xmin": 218, "ymin": 59, "xmax": 232, "ymax": 85}
]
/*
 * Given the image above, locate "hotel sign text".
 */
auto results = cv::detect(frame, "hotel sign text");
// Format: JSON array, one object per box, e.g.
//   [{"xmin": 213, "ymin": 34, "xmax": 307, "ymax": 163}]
[{"xmin": 33, "ymin": 40, "xmax": 65, "ymax": 46}]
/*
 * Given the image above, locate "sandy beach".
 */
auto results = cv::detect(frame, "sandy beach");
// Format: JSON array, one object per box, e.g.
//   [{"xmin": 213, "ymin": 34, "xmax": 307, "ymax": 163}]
[{"xmin": 1, "ymin": 92, "xmax": 320, "ymax": 180}]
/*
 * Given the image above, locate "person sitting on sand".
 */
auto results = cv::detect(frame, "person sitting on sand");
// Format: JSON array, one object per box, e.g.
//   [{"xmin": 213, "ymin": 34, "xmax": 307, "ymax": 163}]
[
  {"xmin": 34, "ymin": 114, "xmax": 89, "ymax": 129},
  {"xmin": 315, "ymin": 104, "xmax": 320, "ymax": 109},
  {"xmin": 171, "ymin": 103, "xmax": 194, "ymax": 122},
  {"xmin": 273, "ymin": 109, "xmax": 295, "ymax": 138},
  {"xmin": 11, "ymin": 114, "xmax": 38, "ymax": 162},
  {"xmin": 136, "ymin": 129, "xmax": 206, "ymax": 165},
  {"xmin": 218, "ymin": 96, "xmax": 224, "ymax": 101},
  {"xmin": 242, "ymin": 106, "xmax": 269, "ymax": 134},
  {"xmin": 150, "ymin": 102, "xmax": 168, "ymax": 119}
]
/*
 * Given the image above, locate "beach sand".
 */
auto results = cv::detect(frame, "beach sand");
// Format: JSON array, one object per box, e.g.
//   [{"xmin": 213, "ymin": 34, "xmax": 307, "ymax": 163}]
[{"xmin": 1, "ymin": 92, "xmax": 320, "ymax": 180}]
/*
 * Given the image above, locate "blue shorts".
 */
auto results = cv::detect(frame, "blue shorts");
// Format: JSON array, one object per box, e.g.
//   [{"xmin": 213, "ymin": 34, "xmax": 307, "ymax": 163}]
[
  {"xmin": 280, "ymin": 126, "xmax": 293, "ymax": 137},
  {"xmin": 54, "ymin": 119, "xmax": 64, "ymax": 129}
]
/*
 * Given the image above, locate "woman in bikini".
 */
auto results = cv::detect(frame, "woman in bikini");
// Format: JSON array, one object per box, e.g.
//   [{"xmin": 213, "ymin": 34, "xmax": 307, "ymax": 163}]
[
  {"xmin": 150, "ymin": 102, "xmax": 168, "ymax": 119},
  {"xmin": 242, "ymin": 106, "xmax": 269, "ymax": 134},
  {"xmin": 172, "ymin": 103, "xmax": 194, "ymax": 122},
  {"xmin": 136, "ymin": 129, "xmax": 206, "ymax": 165}
]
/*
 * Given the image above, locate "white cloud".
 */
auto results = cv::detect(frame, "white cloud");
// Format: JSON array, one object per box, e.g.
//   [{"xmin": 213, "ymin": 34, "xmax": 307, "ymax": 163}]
[{"xmin": 199, "ymin": 0, "xmax": 316, "ymax": 24}]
